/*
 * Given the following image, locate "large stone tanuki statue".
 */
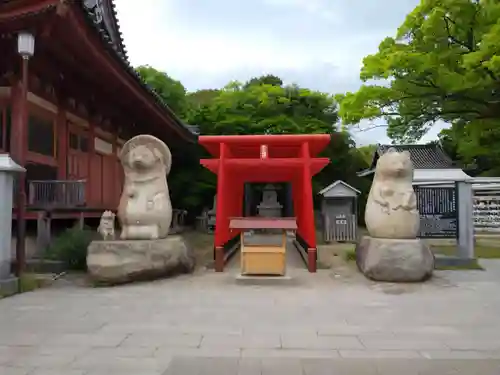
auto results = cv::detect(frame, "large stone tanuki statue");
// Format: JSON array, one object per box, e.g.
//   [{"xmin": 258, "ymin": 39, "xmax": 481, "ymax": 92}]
[
  {"xmin": 86, "ymin": 135, "xmax": 194, "ymax": 285},
  {"xmin": 118, "ymin": 135, "xmax": 172, "ymax": 240},
  {"xmin": 364, "ymin": 149, "xmax": 419, "ymax": 239},
  {"xmin": 356, "ymin": 148, "xmax": 434, "ymax": 282}
]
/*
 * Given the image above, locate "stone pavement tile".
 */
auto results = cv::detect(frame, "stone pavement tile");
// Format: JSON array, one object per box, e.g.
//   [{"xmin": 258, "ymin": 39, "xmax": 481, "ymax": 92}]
[
  {"xmin": 241, "ymin": 349, "xmax": 339, "ymax": 359},
  {"xmin": 318, "ymin": 325, "xmax": 390, "ymax": 336},
  {"xmin": 339, "ymin": 350, "xmax": 422, "ymax": 358},
  {"xmin": 444, "ymin": 339, "xmax": 500, "ymax": 351},
  {"xmin": 390, "ymin": 326, "xmax": 461, "ymax": 336},
  {"xmin": 83, "ymin": 346, "xmax": 157, "ymax": 358},
  {"xmin": 200, "ymin": 333, "xmax": 280, "ymax": 349},
  {"xmin": 0, "ymin": 367, "xmax": 32, "ymax": 375},
  {"xmin": 261, "ymin": 358, "xmax": 303, "ymax": 375},
  {"xmin": 43, "ymin": 333, "xmax": 128, "ymax": 348},
  {"xmin": 197, "ymin": 358, "xmax": 240, "ymax": 375},
  {"xmin": 302, "ymin": 358, "xmax": 377, "ymax": 375},
  {"xmin": 28, "ymin": 370, "xmax": 86, "ymax": 375},
  {"xmin": 360, "ymin": 335, "xmax": 448, "ymax": 350},
  {"xmin": 238, "ymin": 358, "xmax": 261, "ymax": 375},
  {"xmin": 450, "ymin": 360, "xmax": 500, "ymax": 375},
  {"xmin": 69, "ymin": 353, "xmax": 171, "ymax": 373},
  {"xmin": 162, "ymin": 357, "xmax": 203, "ymax": 375},
  {"xmin": 0, "ymin": 345, "xmax": 37, "ymax": 363},
  {"xmin": 155, "ymin": 347, "xmax": 241, "ymax": 358},
  {"xmin": 0, "ymin": 334, "xmax": 47, "ymax": 346},
  {"xmin": 281, "ymin": 333, "xmax": 363, "ymax": 350},
  {"xmin": 420, "ymin": 350, "xmax": 500, "ymax": 359},
  {"xmin": 6, "ymin": 353, "xmax": 77, "ymax": 368},
  {"xmin": 120, "ymin": 333, "xmax": 201, "ymax": 348}
]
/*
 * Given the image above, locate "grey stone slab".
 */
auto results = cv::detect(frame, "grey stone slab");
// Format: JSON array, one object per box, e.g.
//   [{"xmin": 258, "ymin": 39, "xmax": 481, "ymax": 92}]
[
  {"xmin": 420, "ymin": 350, "xmax": 500, "ymax": 359},
  {"xmin": 43, "ymin": 333, "xmax": 128, "ymax": 348},
  {"xmin": 360, "ymin": 336, "xmax": 448, "ymax": 350},
  {"xmin": 241, "ymin": 349, "xmax": 339, "ymax": 358},
  {"xmin": 302, "ymin": 358, "xmax": 378, "ymax": 375},
  {"xmin": 444, "ymin": 339, "xmax": 500, "ymax": 351},
  {"xmin": 69, "ymin": 354, "xmax": 171, "ymax": 373},
  {"xmin": 198, "ymin": 358, "xmax": 240, "ymax": 375},
  {"xmin": 281, "ymin": 333, "xmax": 363, "ymax": 350},
  {"xmin": 0, "ymin": 367, "xmax": 32, "ymax": 375},
  {"xmin": 120, "ymin": 333, "xmax": 201, "ymax": 348},
  {"xmin": 162, "ymin": 357, "xmax": 203, "ymax": 375},
  {"xmin": 261, "ymin": 358, "xmax": 303, "ymax": 375},
  {"xmin": 155, "ymin": 347, "xmax": 241, "ymax": 358},
  {"xmin": 27, "ymin": 370, "xmax": 86, "ymax": 375},
  {"xmin": 200, "ymin": 333, "xmax": 280, "ymax": 349},
  {"xmin": 339, "ymin": 350, "xmax": 422, "ymax": 358},
  {"xmin": 237, "ymin": 358, "xmax": 262, "ymax": 375}
]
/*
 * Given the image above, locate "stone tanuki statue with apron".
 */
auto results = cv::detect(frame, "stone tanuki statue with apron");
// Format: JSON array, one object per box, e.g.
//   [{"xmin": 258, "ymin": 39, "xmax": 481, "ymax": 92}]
[{"xmin": 117, "ymin": 134, "xmax": 173, "ymax": 240}]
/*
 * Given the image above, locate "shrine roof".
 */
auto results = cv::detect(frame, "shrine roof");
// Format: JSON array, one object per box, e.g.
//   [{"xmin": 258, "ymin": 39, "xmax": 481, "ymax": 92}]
[
  {"xmin": 199, "ymin": 134, "xmax": 331, "ymax": 158},
  {"xmin": 358, "ymin": 143, "xmax": 458, "ymax": 177}
]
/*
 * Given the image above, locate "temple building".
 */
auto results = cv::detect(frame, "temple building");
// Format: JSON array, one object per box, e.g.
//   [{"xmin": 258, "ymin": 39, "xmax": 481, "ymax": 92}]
[{"xmin": 0, "ymin": 0, "xmax": 197, "ymax": 219}]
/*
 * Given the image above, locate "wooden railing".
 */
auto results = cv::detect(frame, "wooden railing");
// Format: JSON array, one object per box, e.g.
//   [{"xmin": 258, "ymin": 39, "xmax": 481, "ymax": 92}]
[{"xmin": 27, "ymin": 180, "xmax": 86, "ymax": 209}]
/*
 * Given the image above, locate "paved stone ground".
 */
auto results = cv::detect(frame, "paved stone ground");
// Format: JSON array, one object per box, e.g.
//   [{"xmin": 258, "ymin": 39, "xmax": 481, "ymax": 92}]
[{"xmin": 2, "ymin": 257, "xmax": 500, "ymax": 374}]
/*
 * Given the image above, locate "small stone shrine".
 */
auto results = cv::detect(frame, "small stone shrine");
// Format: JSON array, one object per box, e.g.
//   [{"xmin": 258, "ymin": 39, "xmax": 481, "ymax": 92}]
[
  {"xmin": 356, "ymin": 148, "xmax": 434, "ymax": 282},
  {"xmin": 257, "ymin": 184, "xmax": 282, "ymax": 217},
  {"xmin": 86, "ymin": 135, "xmax": 195, "ymax": 285}
]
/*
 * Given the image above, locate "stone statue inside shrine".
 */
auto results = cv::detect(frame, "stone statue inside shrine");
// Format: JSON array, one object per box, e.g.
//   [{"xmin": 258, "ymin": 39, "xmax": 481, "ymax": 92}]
[
  {"xmin": 117, "ymin": 135, "xmax": 173, "ymax": 240},
  {"xmin": 356, "ymin": 148, "xmax": 434, "ymax": 282},
  {"xmin": 257, "ymin": 184, "xmax": 282, "ymax": 217}
]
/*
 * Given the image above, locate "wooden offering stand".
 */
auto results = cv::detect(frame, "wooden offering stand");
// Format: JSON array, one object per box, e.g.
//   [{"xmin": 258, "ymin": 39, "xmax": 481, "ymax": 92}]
[{"xmin": 229, "ymin": 217, "xmax": 297, "ymax": 276}]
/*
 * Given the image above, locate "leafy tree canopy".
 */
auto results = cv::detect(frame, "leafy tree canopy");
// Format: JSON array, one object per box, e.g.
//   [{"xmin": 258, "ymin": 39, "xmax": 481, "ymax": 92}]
[
  {"xmin": 336, "ymin": 0, "xmax": 500, "ymax": 143},
  {"xmin": 136, "ymin": 65, "xmax": 188, "ymax": 117},
  {"xmin": 188, "ymin": 80, "xmax": 338, "ymax": 136}
]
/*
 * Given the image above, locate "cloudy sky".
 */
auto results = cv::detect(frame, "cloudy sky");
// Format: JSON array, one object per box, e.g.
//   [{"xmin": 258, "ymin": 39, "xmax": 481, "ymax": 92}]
[{"xmin": 114, "ymin": 0, "xmax": 445, "ymax": 145}]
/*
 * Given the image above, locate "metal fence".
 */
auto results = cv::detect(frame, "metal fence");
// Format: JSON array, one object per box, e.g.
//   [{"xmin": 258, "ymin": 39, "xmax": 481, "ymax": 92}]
[{"xmin": 323, "ymin": 214, "xmax": 357, "ymax": 242}]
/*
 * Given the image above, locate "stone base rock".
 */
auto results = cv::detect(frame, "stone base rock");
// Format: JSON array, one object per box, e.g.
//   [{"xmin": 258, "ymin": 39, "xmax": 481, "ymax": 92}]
[
  {"xmin": 87, "ymin": 235, "xmax": 195, "ymax": 285},
  {"xmin": 356, "ymin": 236, "xmax": 434, "ymax": 282}
]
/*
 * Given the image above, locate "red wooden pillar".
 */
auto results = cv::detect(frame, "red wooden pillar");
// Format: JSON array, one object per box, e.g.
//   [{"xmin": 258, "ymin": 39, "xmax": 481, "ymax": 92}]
[
  {"xmin": 112, "ymin": 132, "xmax": 118, "ymax": 208},
  {"xmin": 10, "ymin": 58, "xmax": 29, "ymax": 277},
  {"xmin": 300, "ymin": 141, "xmax": 316, "ymax": 272},
  {"xmin": 214, "ymin": 142, "xmax": 227, "ymax": 272},
  {"xmin": 87, "ymin": 120, "xmax": 95, "ymax": 206},
  {"xmin": 56, "ymin": 109, "xmax": 67, "ymax": 179}
]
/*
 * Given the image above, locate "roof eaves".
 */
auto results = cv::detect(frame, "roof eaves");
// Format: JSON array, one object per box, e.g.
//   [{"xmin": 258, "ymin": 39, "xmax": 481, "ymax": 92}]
[{"xmin": 77, "ymin": 1, "xmax": 197, "ymax": 142}]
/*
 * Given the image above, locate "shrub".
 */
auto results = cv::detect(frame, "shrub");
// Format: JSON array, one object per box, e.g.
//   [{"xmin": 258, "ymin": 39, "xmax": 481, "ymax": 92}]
[{"xmin": 45, "ymin": 226, "xmax": 95, "ymax": 271}]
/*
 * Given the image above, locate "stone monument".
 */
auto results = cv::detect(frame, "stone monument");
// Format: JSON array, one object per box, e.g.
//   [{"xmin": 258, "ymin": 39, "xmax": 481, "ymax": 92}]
[
  {"xmin": 86, "ymin": 135, "xmax": 195, "ymax": 285},
  {"xmin": 257, "ymin": 184, "xmax": 282, "ymax": 217},
  {"xmin": 356, "ymin": 148, "xmax": 434, "ymax": 282}
]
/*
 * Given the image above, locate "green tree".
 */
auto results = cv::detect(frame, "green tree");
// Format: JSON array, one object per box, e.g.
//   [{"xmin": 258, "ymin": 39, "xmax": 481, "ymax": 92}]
[
  {"xmin": 136, "ymin": 65, "xmax": 188, "ymax": 116},
  {"xmin": 336, "ymin": 0, "xmax": 500, "ymax": 143},
  {"xmin": 244, "ymin": 74, "xmax": 284, "ymax": 88},
  {"xmin": 189, "ymin": 81, "xmax": 338, "ymax": 136}
]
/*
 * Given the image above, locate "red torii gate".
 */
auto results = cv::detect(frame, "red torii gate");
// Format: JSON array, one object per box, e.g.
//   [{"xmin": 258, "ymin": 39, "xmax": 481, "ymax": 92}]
[{"xmin": 199, "ymin": 134, "xmax": 330, "ymax": 272}]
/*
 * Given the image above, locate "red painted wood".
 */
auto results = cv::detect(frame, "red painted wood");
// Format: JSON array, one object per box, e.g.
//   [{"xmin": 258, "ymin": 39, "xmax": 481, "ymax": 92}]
[
  {"xmin": 56, "ymin": 109, "xmax": 67, "ymax": 179},
  {"xmin": 199, "ymin": 134, "xmax": 330, "ymax": 272}
]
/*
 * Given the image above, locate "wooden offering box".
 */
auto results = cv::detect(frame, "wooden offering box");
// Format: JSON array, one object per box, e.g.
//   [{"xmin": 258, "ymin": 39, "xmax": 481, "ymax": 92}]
[{"xmin": 229, "ymin": 217, "xmax": 297, "ymax": 276}]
